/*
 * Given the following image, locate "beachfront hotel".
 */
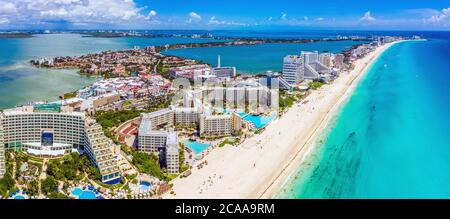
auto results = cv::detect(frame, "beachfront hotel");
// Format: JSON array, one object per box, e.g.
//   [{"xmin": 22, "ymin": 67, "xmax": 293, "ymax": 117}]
[
  {"xmin": 199, "ymin": 113, "xmax": 242, "ymax": 137},
  {"xmin": 282, "ymin": 55, "xmax": 305, "ymax": 84},
  {"xmin": 137, "ymin": 109, "xmax": 180, "ymax": 173},
  {"xmin": 0, "ymin": 104, "xmax": 86, "ymax": 155},
  {"xmin": 282, "ymin": 51, "xmax": 340, "ymax": 84},
  {"xmin": 138, "ymin": 109, "xmax": 176, "ymax": 153},
  {"xmin": 173, "ymin": 107, "xmax": 202, "ymax": 126},
  {"xmin": 0, "ymin": 103, "xmax": 121, "ymax": 183},
  {"xmin": 164, "ymin": 131, "xmax": 179, "ymax": 174},
  {"xmin": 0, "ymin": 126, "xmax": 5, "ymax": 178},
  {"xmin": 84, "ymin": 120, "xmax": 121, "ymax": 183}
]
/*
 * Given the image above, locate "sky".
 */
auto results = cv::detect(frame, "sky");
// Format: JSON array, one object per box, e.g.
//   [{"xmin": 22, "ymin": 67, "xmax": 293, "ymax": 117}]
[{"xmin": 0, "ymin": 0, "xmax": 449, "ymax": 30}]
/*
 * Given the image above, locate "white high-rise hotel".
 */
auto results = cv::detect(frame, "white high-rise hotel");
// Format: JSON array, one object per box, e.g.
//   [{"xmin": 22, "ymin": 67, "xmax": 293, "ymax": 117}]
[
  {"xmin": 0, "ymin": 103, "xmax": 120, "ymax": 183},
  {"xmin": 0, "ymin": 126, "xmax": 5, "ymax": 178},
  {"xmin": 282, "ymin": 51, "xmax": 339, "ymax": 85},
  {"xmin": 282, "ymin": 55, "xmax": 304, "ymax": 85}
]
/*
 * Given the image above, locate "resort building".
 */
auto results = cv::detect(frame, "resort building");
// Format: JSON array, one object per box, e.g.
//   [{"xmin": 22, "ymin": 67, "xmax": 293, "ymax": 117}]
[
  {"xmin": 137, "ymin": 113, "xmax": 180, "ymax": 172},
  {"xmin": 282, "ymin": 55, "xmax": 304, "ymax": 84},
  {"xmin": 0, "ymin": 104, "xmax": 86, "ymax": 156},
  {"xmin": 84, "ymin": 120, "xmax": 121, "ymax": 183},
  {"xmin": 137, "ymin": 129, "xmax": 168, "ymax": 153},
  {"xmin": 0, "ymin": 126, "xmax": 5, "ymax": 178},
  {"xmin": 0, "ymin": 103, "xmax": 121, "ymax": 183},
  {"xmin": 212, "ymin": 67, "xmax": 236, "ymax": 78},
  {"xmin": 138, "ymin": 109, "xmax": 180, "ymax": 153},
  {"xmin": 169, "ymin": 64, "xmax": 211, "ymax": 81},
  {"xmin": 212, "ymin": 56, "xmax": 236, "ymax": 78},
  {"xmin": 173, "ymin": 107, "xmax": 202, "ymax": 126},
  {"xmin": 258, "ymin": 71, "xmax": 292, "ymax": 91},
  {"xmin": 283, "ymin": 51, "xmax": 339, "ymax": 83},
  {"xmin": 319, "ymin": 53, "xmax": 333, "ymax": 68},
  {"xmin": 141, "ymin": 108, "xmax": 174, "ymax": 130},
  {"xmin": 199, "ymin": 113, "xmax": 242, "ymax": 137},
  {"xmin": 333, "ymin": 54, "xmax": 345, "ymax": 68},
  {"xmin": 164, "ymin": 131, "xmax": 179, "ymax": 174}
]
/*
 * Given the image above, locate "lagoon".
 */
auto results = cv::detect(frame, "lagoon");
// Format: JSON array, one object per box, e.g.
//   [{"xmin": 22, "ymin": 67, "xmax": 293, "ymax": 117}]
[
  {"xmin": 0, "ymin": 34, "xmax": 222, "ymax": 109},
  {"xmin": 162, "ymin": 40, "xmax": 367, "ymax": 74}
]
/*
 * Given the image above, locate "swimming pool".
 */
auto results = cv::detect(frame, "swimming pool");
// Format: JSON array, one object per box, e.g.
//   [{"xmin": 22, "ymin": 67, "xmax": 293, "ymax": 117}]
[
  {"xmin": 139, "ymin": 181, "xmax": 152, "ymax": 191},
  {"xmin": 184, "ymin": 140, "xmax": 210, "ymax": 154},
  {"xmin": 14, "ymin": 195, "xmax": 25, "ymax": 199},
  {"xmin": 71, "ymin": 188, "xmax": 96, "ymax": 199},
  {"xmin": 243, "ymin": 114, "xmax": 276, "ymax": 129}
]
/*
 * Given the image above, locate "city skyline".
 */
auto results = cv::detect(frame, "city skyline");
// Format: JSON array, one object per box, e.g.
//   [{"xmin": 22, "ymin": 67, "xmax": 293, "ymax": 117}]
[{"xmin": 0, "ymin": 0, "xmax": 449, "ymax": 30}]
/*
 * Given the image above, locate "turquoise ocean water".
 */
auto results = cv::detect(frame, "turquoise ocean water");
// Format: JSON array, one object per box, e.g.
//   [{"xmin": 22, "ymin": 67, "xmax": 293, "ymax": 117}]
[{"xmin": 277, "ymin": 37, "xmax": 450, "ymax": 198}]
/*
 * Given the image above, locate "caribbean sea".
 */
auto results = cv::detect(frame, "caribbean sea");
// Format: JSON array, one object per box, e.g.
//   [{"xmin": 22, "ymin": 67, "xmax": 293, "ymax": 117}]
[{"xmin": 277, "ymin": 34, "xmax": 450, "ymax": 198}]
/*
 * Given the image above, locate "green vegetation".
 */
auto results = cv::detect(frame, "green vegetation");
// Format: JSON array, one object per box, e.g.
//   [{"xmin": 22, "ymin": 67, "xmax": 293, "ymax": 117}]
[
  {"xmin": 178, "ymin": 143, "xmax": 189, "ymax": 173},
  {"xmin": 130, "ymin": 151, "xmax": 166, "ymax": 181},
  {"xmin": 308, "ymin": 81, "xmax": 325, "ymax": 90},
  {"xmin": 26, "ymin": 180, "xmax": 40, "ymax": 196},
  {"xmin": 122, "ymin": 101, "xmax": 132, "ymax": 107},
  {"xmin": 279, "ymin": 91, "xmax": 298, "ymax": 110},
  {"xmin": 0, "ymin": 152, "xmax": 17, "ymax": 197},
  {"xmin": 41, "ymin": 176, "xmax": 58, "ymax": 195},
  {"xmin": 46, "ymin": 153, "xmax": 101, "ymax": 182},
  {"xmin": 147, "ymin": 94, "xmax": 174, "ymax": 110},
  {"xmin": 62, "ymin": 90, "xmax": 77, "ymax": 99},
  {"xmin": 218, "ymin": 138, "xmax": 239, "ymax": 148},
  {"xmin": 48, "ymin": 192, "xmax": 70, "ymax": 199},
  {"xmin": 0, "ymin": 172, "xmax": 16, "ymax": 197},
  {"xmin": 95, "ymin": 109, "xmax": 144, "ymax": 132}
]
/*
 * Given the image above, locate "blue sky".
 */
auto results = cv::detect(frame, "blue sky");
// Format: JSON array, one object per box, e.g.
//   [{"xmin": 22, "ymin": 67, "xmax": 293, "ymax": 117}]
[{"xmin": 0, "ymin": 0, "xmax": 449, "ymax": 30}]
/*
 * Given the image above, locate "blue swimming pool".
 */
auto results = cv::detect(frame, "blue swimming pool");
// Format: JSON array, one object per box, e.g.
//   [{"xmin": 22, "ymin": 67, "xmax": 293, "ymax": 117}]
[
  {"xmin": 184, "ymin": 140, "xmax": 210, "ymax": 154},
  {"xmin": 71, "ymin": 188, "xmax": 96, "ymax": 199},
  {"xmin": 139, "ymin": 181, "xmax": 152, "ymax": 191},
  {"xmin": 14, "ymin": 195, "xmax": 25, "ymax": 199},
  {"xmin": 243, "ymin": 114, "xmax": 276, "ymax": 129}
]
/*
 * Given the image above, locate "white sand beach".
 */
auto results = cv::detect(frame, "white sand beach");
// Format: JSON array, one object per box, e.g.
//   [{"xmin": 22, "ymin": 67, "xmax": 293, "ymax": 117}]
[{"xmin": 163, "ymin": 41, "xmax": 402, "ymax": 199}]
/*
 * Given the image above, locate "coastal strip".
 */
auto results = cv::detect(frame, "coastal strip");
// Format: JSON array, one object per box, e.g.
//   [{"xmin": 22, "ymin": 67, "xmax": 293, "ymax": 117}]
[
  {"xmin": 258, "ymin": 40, "xmax": 407, "ymax": 199},
  {"xmin": 163, "ymin": 40, "xmax": 404, "ymax": 199}
]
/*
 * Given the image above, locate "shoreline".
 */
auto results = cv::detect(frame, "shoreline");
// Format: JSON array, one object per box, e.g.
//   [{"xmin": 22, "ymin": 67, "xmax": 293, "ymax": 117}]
[
  {"xmin": 163, "ymin": 40, "xmax": 405, "ymax": 199},
  {"xmin": 260, "ymin": 40, "xmax": 407, "ymax": 198}
]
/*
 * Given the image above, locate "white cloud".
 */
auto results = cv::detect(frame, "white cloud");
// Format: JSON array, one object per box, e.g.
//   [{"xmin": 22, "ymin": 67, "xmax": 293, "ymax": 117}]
[
  {"xmin": 303, "ymin": 16, "xmax": 309, "ymax": 21},
  {"xmin": 187, "ymin": 11, "xmax": 201, "ymax": 23},
  {"xmin": 426, "ymin": 8, "xmax": 450, "ymax": 23},
  {"xmin": 146, "ymin": 10, "xmax": 157, "ymax": 20},
  {"xmin": 0, "ymin": 1, "xmax": 17, "ymax": 13},
  {"xmin": 208, "ymin": 16, "xmax": 247, "ymax": 26},
  {"xmin": 0, "ymin": 0, "xmax": 152, "ymax": 27},
  {"xmin": 281, "ymin": 12, "xmax": 288, "ymax": 20},
  {"xmin": 360, "ymin": 11, "xmax": 375, "ymax": 21},
  {"xmin": 315, "ymin": 17, "xmax": 325, "ymax": 21},
  {"xmin": 0, "ymin": 17, "xmax": 10, "ymax": 25},
  {"xmin": 267, "ymin": 16, "xmax": 273, "ymax": 21}
]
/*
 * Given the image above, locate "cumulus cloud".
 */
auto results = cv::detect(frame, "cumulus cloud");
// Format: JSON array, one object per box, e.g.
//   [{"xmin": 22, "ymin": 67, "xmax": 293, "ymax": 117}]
[
  {"xmin": 146, "ymin": 10, "xmax": 157, "ymax": 20},
  {"xmin": 281, "ymin": 12, "xmax": 288, "ymax": 20},
  {"xmin": 426, "ymin": 7, "xmax": 450, "ymax": 23},
  {"xmin": 187, "ymin": 12, "xmax": 201, "ymax": 23},
  {"xmin": 208, "ymin": 16, "xmax": 247, "ymax": 26},
  {"xmin": 360, "ymin": 11, "xmax": 375, "ymax": 21},
  {"xmin": 0, "ymin": 18, "xmax": 10, "ymax": 25},
  {"xmin": 0, "ymin": 1, "xmax": 17, "ymax": 14},
  {"xmin": 0, "ymin": 0, "xmax": 159, "ymax": 27}
]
